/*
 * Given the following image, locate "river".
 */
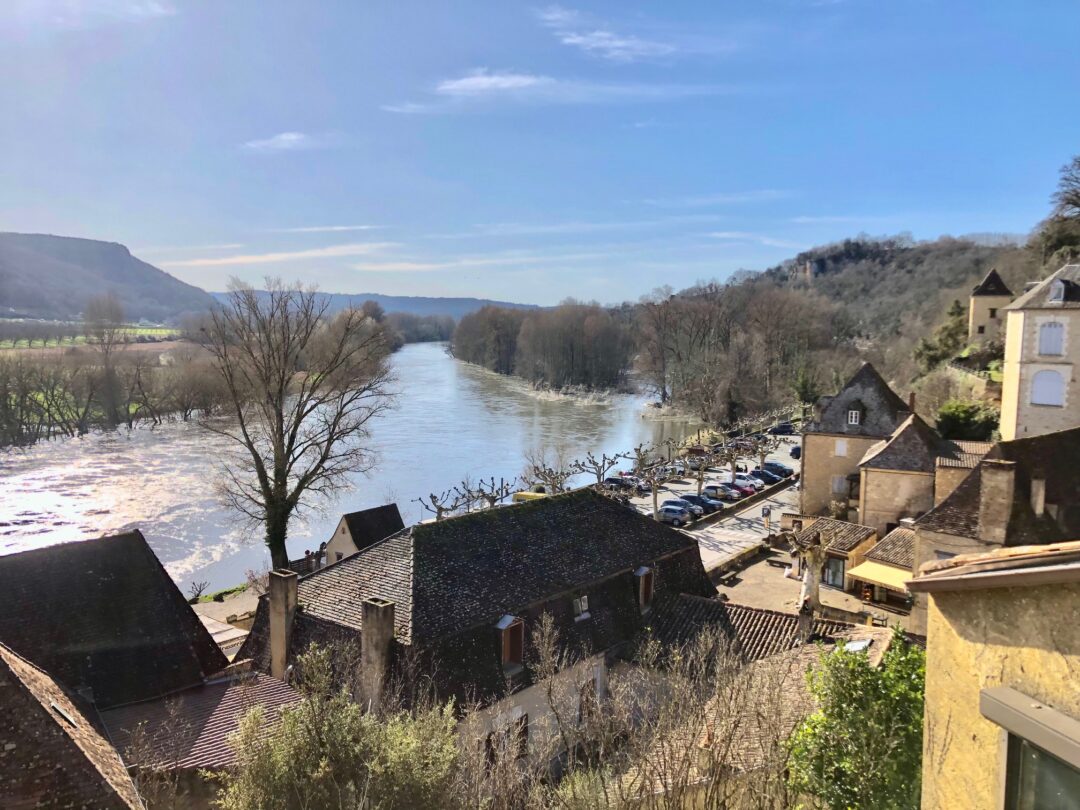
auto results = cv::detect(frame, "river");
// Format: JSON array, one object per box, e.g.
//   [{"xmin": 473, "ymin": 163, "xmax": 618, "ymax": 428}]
[{"xmin": 0, "ymin": 342, "xmax": 698, "ymax": 590}]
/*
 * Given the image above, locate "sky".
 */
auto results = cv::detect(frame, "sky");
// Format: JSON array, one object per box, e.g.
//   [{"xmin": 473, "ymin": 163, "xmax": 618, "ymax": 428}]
[{"xmin": 1, "ymin": 1, "xmax": 1079, "ymax": 306}]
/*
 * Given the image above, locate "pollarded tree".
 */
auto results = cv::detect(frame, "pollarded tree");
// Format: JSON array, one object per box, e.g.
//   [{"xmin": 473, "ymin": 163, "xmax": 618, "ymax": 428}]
[
  {"xmin": 570, "ymin": 450, "xmax": 626, "ymax": 487},
  {"xmin": 202, "ymin": 280, "xmax": 394, "ymax": 569}
]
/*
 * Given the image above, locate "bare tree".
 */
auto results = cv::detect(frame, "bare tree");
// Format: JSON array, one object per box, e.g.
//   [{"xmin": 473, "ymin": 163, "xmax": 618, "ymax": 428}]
[
  {"xmin": 201, "ymin": 280, "xmax": 394, "ymax": 569},
  {"xmin": 416, "ymin": 489, "xmax": 471, "ymax": 521},
  {"xmin": 85, "ymin": 293, "xmax": 127, "ymax": 425},
  {"xmin": 570, "ymin": 450, "xmax": 627, "ymax": 487},
  {"xmin": 454, "ymin": 476, "xmax": 517, "ymax": 511},
  {"xmin": 521, "ymin": 446, "xmax": 574, "ymax": 494}
]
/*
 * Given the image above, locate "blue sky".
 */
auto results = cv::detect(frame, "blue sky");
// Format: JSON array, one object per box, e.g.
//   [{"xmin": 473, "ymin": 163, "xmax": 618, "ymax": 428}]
[{"xmin": 1, "ymin": 1, "xmax": 1078, "ymax": 305}]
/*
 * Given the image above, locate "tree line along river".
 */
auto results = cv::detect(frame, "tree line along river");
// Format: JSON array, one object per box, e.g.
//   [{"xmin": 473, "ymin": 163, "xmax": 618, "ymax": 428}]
[{"xmin": 0, "ymin": 342, "xmax": 697, "ymax": 590}]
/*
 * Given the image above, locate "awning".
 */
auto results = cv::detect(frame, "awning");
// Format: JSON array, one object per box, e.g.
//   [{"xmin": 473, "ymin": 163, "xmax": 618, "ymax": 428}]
[{"xmin": 846, "ymin": 560, "xmax": 912, "ymax": 593}]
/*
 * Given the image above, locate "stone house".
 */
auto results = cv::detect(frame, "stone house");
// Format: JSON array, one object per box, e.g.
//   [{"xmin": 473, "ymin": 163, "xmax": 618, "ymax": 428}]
[
  {"xmin": 790, "ymin": 517, "xmax": 878, "ymax": 592},
  {"xmin": 855, "ymin": 413, "xmax": 991, "ymax": 536},
  {"xmin": 1000, "ymin": 263, "xmax": 1080, "ymax": 441},
  {"xmin": 238, "ymin": 488, "xmax": 715, "ymax": 757},
  {"xmin": 324, "ymin": 502, "xmax": 405, "ymax": 564},
  {"xmin": 799, "ymin": 363, "xmax": 913, "ymax": 518},
  {"xmin": 909, "ymin": 541, "xmax": 1080, "ymax": 809},
  {"xmin": 910, "ymin": 425, "xmax": 1080, "ymax": 632},
  {"xmin": 0, "ymin": 531, "xmax": 300, "ymax": 808},
  {"xmin": 845, "ymin": 523, "xmax": 915, "ymax": 608},
  {"xmin": 967, "ymin": 267, "xmax": 1014, "ymax": 344},
  {"xmin": 0, "ymin": 643, "xmax": 143, "ymax": 809}
]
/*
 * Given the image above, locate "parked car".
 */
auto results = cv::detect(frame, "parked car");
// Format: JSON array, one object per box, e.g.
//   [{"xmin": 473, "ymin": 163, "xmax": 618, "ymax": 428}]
[
  {"xmin": 603, "ymin": 476, "xmax": 633, "ymax": 491},
  {"xmin": 680, "ymin": 493, "xmax": 721, "ymax": 514},
  {"xmin": 767, "ymin": 422, "xmax": 796, "ymax": 435},
  {"xmin": 750, "ymin": 468, "xmax": 783, "ymax": 485},
  {"xmin": 721, "ymin": 480, "xmax": 757, "ymax": 498},
  {"xmin": 662, "ymin": 498, "xmax": 703, "ymax": 518},
  {"xmin": 657, "ymin": 504, "xmax": 691, "ymax": 527},
  {"xmin": 712, "ymin": 483, "xmax": 744, "ymax": 501},
  {"xmin": 763, "ymin": 461, "xmax": 794, "ymax": 477},
  {"xmin": 790, "ymin": 445, "xmax": 802, "ymax": 460},
  {"xmin": 686, "ymin": 456, "xmax": 710, "ymax": 471},
  {"xmin": 733, "ymin": 472, "xmax": 765, "ymax": 491}
]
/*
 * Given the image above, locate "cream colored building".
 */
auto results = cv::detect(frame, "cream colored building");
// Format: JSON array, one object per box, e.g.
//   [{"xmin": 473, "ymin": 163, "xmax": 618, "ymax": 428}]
[
  {"xmin": 1000, "ymin": 264, "xmax": 1080, "ymax": 441},
  {"xmin": 800, "ymin": 363, "xmax": 912, "ymax": 518},
  {"xmin": 323, "ymin": 503, "xmax": 404, "ymax": 564},
  {"xmin": 967, "ymin": 267, "xmax": 1013, "ymax": 344},
  {"xmin": 910, "ymin": 542, "xmax": 1080, "ymax": 810}
]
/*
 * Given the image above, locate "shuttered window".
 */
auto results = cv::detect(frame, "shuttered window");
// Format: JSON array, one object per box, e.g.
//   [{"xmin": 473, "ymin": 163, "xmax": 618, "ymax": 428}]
[
  {"xmin": 1031, "ymin": 370, "xmax": 1065, "ymax": 407},
  {"xmin": 1039, "ymin": 322, "xmax": 1064, "ymax": 356}
]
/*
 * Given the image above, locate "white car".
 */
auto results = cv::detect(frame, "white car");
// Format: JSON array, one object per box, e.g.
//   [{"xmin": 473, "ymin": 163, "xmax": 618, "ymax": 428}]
[{"xmin": 733, "ymin": 472, "xmax": 765, "ymax": 491}]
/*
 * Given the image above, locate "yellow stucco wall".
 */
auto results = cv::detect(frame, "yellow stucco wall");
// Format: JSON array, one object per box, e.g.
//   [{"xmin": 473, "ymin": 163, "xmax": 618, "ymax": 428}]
[
  {"xmin": 857, "ymin": 468, "xmax": 934, "ymax": 536},
  {"xmin": 921, "ymin": 582, "xmax": 1080, "ymax": 810},
  {"xmin": 324, "ymin": 516, "xmax": 357, "ymax": 563},
  {"xmin": 1000, "ymin": 308, "xmax": 1080, "ymax": 441},
  {"xmin": 968, "ymin": 293, "xmax": 1012, "ymax": 343},
  {"xmin": 909, "ymin": 527, "xmax": 1000, "ymax": 633},
  {"xmin": 800, "ymin": 433, "xmax": 880, "ymax": 516}
]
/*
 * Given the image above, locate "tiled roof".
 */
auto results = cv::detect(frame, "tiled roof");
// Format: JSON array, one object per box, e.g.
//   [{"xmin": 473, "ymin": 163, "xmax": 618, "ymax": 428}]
[
  {"xmin": 794, "ymin": 517, "xmax": 876, "ymax": 554},
  {"xmin": 0, "ymin": 644, "xmax": 142, "ymax": 810},
  {"xmin": 0, "ymin": 531, "xmax": 229, "ymax": 709},
  {"xmin": 648, "ymin": 595, "xmax": 851, "ymax": 663},
  {"xmin": 971, "ymin": 268, "xmax": 1013, "ymax": 298},
  {"xmin": 290, "ymin": 488, "xmax": 703, "ymax": 645},
  {"xmin": 917, "ymin": 427, "xmax": 1080, "ymax": 543},
  {"xmin": 102, "ymin": 671, "xmax": 301, "ymax": 771},
  {"xmin": 1005, "ymin": 264, "xmax": 1080, "ymax": 310},
  {"xmin": 866, "ymin": 526, "xmax": 915, "ymax": 569},
  {"xmin": 342, "ymin": 503, "xmax": 405, "ymax": 553},
  {"xmin": 859, "ymin": 414, "xmax": 954, "ymax": 473},
  {"xmin": 806, "ymin": 363, "xmax": 910, "ymax": 438},
  {"xmin": 936, "ymin": 440, "xmax": 993, "ymax": 469}
]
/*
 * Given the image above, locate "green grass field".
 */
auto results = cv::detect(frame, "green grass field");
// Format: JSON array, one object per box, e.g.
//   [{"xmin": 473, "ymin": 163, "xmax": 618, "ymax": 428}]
[{"xmin": 0, "ymin": 326, "xmax": 179, "ymax": 350}]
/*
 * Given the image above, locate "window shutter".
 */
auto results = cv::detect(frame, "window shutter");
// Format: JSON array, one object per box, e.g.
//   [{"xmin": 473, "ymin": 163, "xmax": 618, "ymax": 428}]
[{"xmin": 1039, "ymin": 322, "xmax": 1064, "ymax": 356}]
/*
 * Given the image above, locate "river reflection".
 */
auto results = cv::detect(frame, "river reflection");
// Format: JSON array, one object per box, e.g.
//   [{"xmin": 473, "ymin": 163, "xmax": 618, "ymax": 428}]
[{"xmin": 0, "ymin": 343, "xmax": 697, "ymax": 589}]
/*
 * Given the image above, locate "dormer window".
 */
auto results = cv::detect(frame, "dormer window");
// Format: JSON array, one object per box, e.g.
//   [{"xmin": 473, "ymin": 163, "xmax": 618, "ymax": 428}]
[
  {"xmin": 497, "ymin": 614, "xmax": 524, "ymax": 671},
  {"xmin": 635, "ymin": 566, "xmax": 654, "ymax": 613},
  {"xmin": 1049, "ymin": 280, "xmax": 1066, "ymax": 304},
  {"xmin": 572, "ymin": 595, "xmax": 590, "ymax": 621},
  {"xmin": 847, "ymin": 409, "xmax": 861, "ymax": 426}
]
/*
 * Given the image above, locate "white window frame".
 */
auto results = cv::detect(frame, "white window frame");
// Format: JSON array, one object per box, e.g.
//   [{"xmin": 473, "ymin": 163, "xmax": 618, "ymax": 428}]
[
  {"xmin": 1038, "ymin": 321, "xmax": 1065, "ymax": 357},
  {"xmin": 572, "ymin": 594, "xmax": 590, "ymax": 621},
  {"xmin": 847, "ymin": 409, "xmax": 861, "ymax": 426},
  {"xmin": 1049, "ymin": 279, "xmax": 1066, "ymax": 304},
  {"xmin": 1031, "ymin": 369, "xmax": 1066, "ymax": 407},
  {"xmin": 635, "ymin": 566, "xmax": 654, "ymax": 614},
  {"xmin": 834, "ymin": 438, "xmax": 848, "ymax": 457}
]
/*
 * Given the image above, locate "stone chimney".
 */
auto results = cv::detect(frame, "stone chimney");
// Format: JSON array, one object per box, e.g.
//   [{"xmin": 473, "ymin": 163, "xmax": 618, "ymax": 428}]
[
  {"xmin": 269, "ymin": 569, "xmax": 298, "ymax": 680},
  {"xmin": 360, "ymin": 597, "xmax": 396, "ymax": 710},
  {"xmin": 1030, "ymin": 469, "xmax": 1046, "ymax": 518},
  {"xmin": 978, "ymin": 460, "xmax": 1016, "ymax": 546},
  {"xmin": 908, "ymin": 392, "xmax": 917, "ymax": 414}
]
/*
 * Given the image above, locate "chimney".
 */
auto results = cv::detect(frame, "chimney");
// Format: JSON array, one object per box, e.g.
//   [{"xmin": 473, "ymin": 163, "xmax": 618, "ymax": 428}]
[
  {"xmin": 1030, "ymin": 469, "xmax": 1046, "ymax": 518},
  {"xmin": 899, "ymin": 517, "xmax": 916, "ymax": 529},
  {"xmin": 360, "ymin": 597, "xmax": 395, "ymax": 710},
  {"xmin": 908, "ymin": 392, "xmax": 917, "ymax": 414},
  {"xmin": 978, "ymin": 460, "xmax": 1016, "ymax": 546},
  {"xmin": 268, "ymin": 569, "xmax": 298, "ymax": 680}
]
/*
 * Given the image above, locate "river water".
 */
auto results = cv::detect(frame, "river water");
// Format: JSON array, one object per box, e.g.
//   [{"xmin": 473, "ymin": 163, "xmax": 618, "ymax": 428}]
[{"xmin": 0, "ymin": 342, "xmax": 697, "ymax": 589}]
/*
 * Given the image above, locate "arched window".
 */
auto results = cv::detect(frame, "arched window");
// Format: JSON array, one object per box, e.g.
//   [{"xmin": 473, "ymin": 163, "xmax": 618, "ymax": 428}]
[
  {"xmin": 1031, "ymin": 370, "xmax": 1065, "ymax": 407},
  {"xmin": 1049, "ymin": 280, "xmax": 1066, "ymax": 303},
  {"xmin": 1039, "ymin": 322, "xmax": 1064, "ymax": 356}
]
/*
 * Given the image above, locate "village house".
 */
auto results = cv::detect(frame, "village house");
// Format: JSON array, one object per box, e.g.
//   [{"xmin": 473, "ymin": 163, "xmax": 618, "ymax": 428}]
[
  {"xmin": 0, "ymin": 531, "xmax": 300, "ymax": 808},
  {"xmin": 909, "ymin": 541, "xmax": 1080, "ymax": 809},
  {"xmin": 323, "ymin": 502, "xmax": 405, "ymax": 564},
  {"xmin": 239, "ymin": 487, "xmax": 715, "ymax": 754},
  {"xmin": 910, "ymin": 425, "xmax": 1080, "ymax": 632},
  {"xmin": 967, "ymin": 267, "xmax": 1014, "ymax": 344},
  {"xmin": 799, "ymin": 363, "xmax": 913, "ymax": 518},
  {"xmin": 1000, "ymin": 263, "xmax": 1080, "ymax": 441},
  {"xmin": 0, "ymin": 643, "xmax": 143, "ymax": 809},
  {"xmin": 845, "ymin": 521, "xmax": 915, "ymax": 609},
  {"xmin": 788, "ymin": 516, "xmax": 878, "ymax": 593}
]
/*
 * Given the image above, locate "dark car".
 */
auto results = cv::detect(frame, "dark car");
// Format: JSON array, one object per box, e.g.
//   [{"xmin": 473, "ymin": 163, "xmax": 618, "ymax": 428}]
[
  {"xmin": 603, "ymin": 476, "xmax": 632, "ymax": 491},
  {"xmin": 790, "ymin": 445, "xmax": 802, "ymax": 460},
  {"xmin": 662, "ymin": 497, "xmax": 703, "ymax": 518},
  {"xmin": 680, "ymin": 493, "xmax": 721, "ymax": 514},
  {"xmin": 767, "ymin": 422, "xmax": 796, "ymax": 435},
  {"xmin": 763, "ymin": 461, "xmax": 794, "ymax": 477},
  {"xmin": 751, "ymin": 468, "xmax": 783, "ymax": 485},
  {"xmin": 703, "ymin": 484, "xmax": 739, "ymax": 501}
]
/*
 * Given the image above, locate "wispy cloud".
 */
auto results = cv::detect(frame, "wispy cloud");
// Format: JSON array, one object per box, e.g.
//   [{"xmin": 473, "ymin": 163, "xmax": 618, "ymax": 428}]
[
  {"xmin": 136, "ymin": 242, "xmax": 245, "ymax": 254},
  {"xmin": 268, "ymin": 225, "xmax": 383, "ymax": 233},
  {"xmin": 383, "ymin": 68, "xmax": 729, "ymax": 113},
  {"xmin": 425, "ymin": 214, "xmax": 724, "ymax": 239},
  {"xmin": 241, "ymin": 132, "xmax": 340, "ymax": 153},
  {"xmin": 352, "ymin": 250, "xmax": 610, "ymax": 273},
  {"xmin": 708, "ymin": 231, "xmax": 804, "ymax": 249},
  {"xmin": 160, "ymin": 243, "xmax": 398, "ymax": 268},
  {"xmin": 643, "ymin": 189, "xmax": 793, "ymax": 208},
  {"xmin": 3, "ymin": 0, "xmax": 176, "ymax": 26},
  {"xmin": 536, "ymin": 6, "xmax": 675, "ymax": 63}
]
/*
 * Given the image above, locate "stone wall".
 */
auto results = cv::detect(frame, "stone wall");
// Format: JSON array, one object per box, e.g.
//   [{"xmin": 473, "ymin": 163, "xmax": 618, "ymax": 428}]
[
  {"xmin": 857, "ymin": 468, "xmax": 934, "ymax": 536},
  {"xmin": 799, "ymin": 433, "xmax": 880, "ymax": 517},
  {"xmin": 921, "ymin": 581, "xmax": 1080, "ymax": 809}
]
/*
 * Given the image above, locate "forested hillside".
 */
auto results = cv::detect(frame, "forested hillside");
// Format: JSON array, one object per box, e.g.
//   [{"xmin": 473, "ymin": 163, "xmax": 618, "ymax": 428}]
[{"xmin": 0, "ymin": 233, "xmax": 214, "ymax": 322}]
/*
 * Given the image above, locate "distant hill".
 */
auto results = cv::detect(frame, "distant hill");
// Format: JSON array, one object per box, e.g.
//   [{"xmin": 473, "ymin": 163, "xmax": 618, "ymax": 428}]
[
  {"xmin": 0, "ymin": 232, "xmax": 215, "ymax": 322},
  {"xmin": 211, "ymin": 291, "xmax": 538, "ymax": 321}
]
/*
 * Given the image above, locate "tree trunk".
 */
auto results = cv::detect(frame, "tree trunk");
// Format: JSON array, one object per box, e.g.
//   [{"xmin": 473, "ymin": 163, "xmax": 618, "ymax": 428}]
[
  {"xmin": 265, "ymin": 504, "xmax": 290, "ymax": 570},
  {"xmin": 651, "ymin": 484, "xmax": 659, "ymax": 520}
]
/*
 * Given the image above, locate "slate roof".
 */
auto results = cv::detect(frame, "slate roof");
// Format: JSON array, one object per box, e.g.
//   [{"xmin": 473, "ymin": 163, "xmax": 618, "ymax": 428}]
[
  {"xmin": 648, "ymin": 595, "xmax": 850, "ymax": 663},
  {"xmin": 1005, "ymin": 264, "xmax": 1080, "ymax": 310},
  {"xmin": 102, "ymin": 670, "xmax": 300, "ymax": 771},
  {"xmin": 289, "ymin": 488, "xmax": 703, "ymax": 645},
  {"xmin": 916, "ymin": 426, "xmax": 1080, "ymax": 543},
  {"xmin": 971, "ymin": 268, "xmax": 1013, "ymax": 298},
  {"xmin": 0, "ymin": 531, "xmax": 229, "ymax": 709},
  {"xmin": 866, "ymin": 526, "xmax": 915, "ymax": 569},
  {"xmin": 0, "ymin": 644, "xmax": 142, "ymax": 810},
  {"xmin": 342, "ymin": 503, "xmax": 405, "ymax": 553},
  {"xmin": 793, "ymin": 517, "xmax": 876, "ymax": 554},
  {"xmin": 936, "ymin": 440, "xmax": 993, "ymax": 469},
  {"xmin": 859, "ymin": 414, "xmax": 957, "ymax": 473},
  {"xmin": 806, "ymin": 363, "xmax": 911, "ymax": 438}
]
